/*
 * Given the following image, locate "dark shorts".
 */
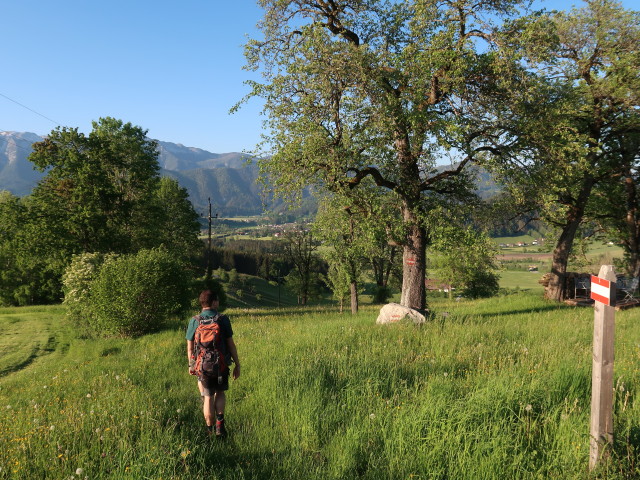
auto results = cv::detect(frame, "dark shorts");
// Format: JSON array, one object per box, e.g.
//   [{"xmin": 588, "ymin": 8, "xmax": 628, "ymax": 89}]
[{"xmin": 199, "ymin": 370, "xmax": 229, "ymax": 395}]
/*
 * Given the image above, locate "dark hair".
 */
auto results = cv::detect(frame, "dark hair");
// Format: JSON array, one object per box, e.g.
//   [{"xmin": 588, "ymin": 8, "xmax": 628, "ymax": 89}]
[{"xmin": 199, "ymin": 290, "xmax": 218, "ymax": 307}]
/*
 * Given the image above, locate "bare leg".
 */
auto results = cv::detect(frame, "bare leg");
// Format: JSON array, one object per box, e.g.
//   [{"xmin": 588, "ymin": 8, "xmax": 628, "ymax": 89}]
[{"xmin": 202, "ymin": 395, "xmax": 215, "ymax": 427}]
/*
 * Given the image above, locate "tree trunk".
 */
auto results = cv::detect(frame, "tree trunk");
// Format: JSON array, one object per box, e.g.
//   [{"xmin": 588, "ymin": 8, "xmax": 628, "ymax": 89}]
[
  {"xmin": 546, "ymin": 176, "xmax": 595, "ymax": 301},
  {"xmin": 546, "ymin": 222, "xmax": 580, "ymax": 301},
  {"xmin": 623, "ymin": 168, "xmax": 640, "ymax": 278},
  {"xmin": 350, "ymin": 281, "xmax": 358, "ymax": 314},
  {"xmin": 399, "ymin": 206, "xmax": 427, "ymax": 310}
]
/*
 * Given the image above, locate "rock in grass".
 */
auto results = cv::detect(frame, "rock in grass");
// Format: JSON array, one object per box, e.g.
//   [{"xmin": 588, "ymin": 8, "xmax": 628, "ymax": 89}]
[{"xmin": 376, "ymin": 303, "xmax": 428, "ymax": 325}]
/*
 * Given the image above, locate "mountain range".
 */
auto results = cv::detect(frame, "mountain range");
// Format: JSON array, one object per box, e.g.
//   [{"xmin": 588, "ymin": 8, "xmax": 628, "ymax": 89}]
[
  {"xmin": 0, "ymin": 131, "xmax": 501, "ymax": 218},
  {"xmin": 0, "ymin": 131, "xmax": 266, "ymax": 216}
]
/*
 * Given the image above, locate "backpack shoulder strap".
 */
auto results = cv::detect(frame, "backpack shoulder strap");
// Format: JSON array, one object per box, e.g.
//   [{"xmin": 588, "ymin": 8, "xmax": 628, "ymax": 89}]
[{"xmin": 196, "ymin": 313, "xmax": 220, "ymax": 325}]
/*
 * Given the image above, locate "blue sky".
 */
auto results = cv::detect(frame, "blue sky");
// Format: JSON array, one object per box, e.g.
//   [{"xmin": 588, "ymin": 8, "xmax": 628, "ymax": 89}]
[
  {"xmin": 0, "ymin": 0, "xmax": 635, "ymax": 154},
  {"xmin": 1, "ymin": 1, "xmax": 265, "ymax": 153}
]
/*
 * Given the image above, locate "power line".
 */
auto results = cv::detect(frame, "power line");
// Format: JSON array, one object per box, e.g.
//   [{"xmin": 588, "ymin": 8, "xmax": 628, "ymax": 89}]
[{"xmin": 0, "ymin": 92, "xmax": 60, "ymax": 126}]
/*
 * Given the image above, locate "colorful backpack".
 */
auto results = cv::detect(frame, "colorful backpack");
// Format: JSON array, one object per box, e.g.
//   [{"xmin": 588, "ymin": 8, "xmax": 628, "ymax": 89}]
[{"xmin": 193, "ymin": 314, "xmax": 228, "ymax": 381}]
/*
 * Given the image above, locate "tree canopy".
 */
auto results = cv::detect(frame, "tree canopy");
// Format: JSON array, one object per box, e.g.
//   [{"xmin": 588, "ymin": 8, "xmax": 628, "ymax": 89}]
[
  {"xmin": 0, "ymin": 118, "xmax": 202, "ymax": 306},
  {"xmin": 243, "ymin": 0, "xmax": 527, "ymax": 309}
]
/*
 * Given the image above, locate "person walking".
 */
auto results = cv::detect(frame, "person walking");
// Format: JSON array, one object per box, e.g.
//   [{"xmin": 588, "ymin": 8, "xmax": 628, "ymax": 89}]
[{"xmin": 186, "ymin": 290, "xmax": 240, "ymax": 437}]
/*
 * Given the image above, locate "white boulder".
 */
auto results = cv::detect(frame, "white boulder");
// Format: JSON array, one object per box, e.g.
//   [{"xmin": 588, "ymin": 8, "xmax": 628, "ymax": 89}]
[{"xmin": 376, "ymin": 303, "xmax": 428, "ymax": 325}]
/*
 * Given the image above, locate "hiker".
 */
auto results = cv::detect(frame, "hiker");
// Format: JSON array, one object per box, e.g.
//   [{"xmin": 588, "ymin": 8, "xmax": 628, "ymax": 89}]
[{"xmin": 186, "ymin": 290, "xmax": 240, "ymax": 437}]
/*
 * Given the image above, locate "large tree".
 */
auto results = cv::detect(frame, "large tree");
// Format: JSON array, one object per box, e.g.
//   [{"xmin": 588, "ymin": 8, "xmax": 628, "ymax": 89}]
[
  {"xmin": 243, "ymin": 0, "xmax": 524, "ymax": 309},
  {"xmin": 487, "ymin": 0, "xmax": 640, "ymax": 301},
  {"xmin": 595, "ymin": 124, "xmax": 640, "ymax": 277},
  {"xmin": 7, "ymin": 118, "xmax": 202, "ymax": 304},
  {"xmin": 29, "ymin": 117, "xmax": 161, "ymax": 257}
]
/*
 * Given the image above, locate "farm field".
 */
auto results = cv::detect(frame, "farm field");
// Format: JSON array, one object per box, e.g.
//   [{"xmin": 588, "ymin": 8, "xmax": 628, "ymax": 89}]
[
  {"xmin": 494, "ymin": 240, "xmax": 625, "ymax": 292},
  {"xmin": 2, "ymin": 295, "xmax": 640, "ymax": 479},
  {"xmin": 498, "ymin": 270, "xmax": 545, "ymax": 292}
]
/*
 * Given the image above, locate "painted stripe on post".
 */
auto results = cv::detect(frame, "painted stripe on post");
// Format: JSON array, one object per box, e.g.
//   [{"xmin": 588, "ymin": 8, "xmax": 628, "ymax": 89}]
[{"xmin": 590, "ymin": 275, "xmax": 616, "ymax": 306}]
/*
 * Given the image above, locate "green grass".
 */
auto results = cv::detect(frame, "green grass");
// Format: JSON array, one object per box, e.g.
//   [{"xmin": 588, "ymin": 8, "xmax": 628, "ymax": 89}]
[
  {"xmin": 2, "ymin": 296, "xmax": 640, "ymax": 479},
  {"xmin": 498, "ymin": 270, "xmax": 545, "ymax": 292}
]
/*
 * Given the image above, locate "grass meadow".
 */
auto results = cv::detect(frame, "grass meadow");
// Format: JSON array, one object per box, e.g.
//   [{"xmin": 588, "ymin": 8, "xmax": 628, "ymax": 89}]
[{"xmin": 2, "ymin": 294, "xmax": 640, "ymax": 479}]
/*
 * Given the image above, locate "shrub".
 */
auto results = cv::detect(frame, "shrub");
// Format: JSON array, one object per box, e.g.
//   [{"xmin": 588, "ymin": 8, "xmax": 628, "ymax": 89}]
[
  {"xmin": 90, "ymin": 248, "xmax": 193, "ymax": 337},
  {"xmin": 62, "ymin": 253, "xmax": 115, "ymax": 335},
  {"xmin": 462, "ymin": 270, "xmax": 500, "ymax": 299},
  {"xmin": 372, "ymin": 285, "xmax": 392, "ymax": 304}
]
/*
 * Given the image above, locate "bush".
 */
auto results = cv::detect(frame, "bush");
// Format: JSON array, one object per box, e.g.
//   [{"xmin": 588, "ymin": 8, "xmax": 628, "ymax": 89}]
[
  {"xmin": 62, "ymin": 253, "xmax": 115, "ymax": 335},
  {"xmin": 372, "ymin": 285, "xmax": 392, "ymax": 304},
  {"xmin": 462, "ymin": 270, "xmax": 500, "ymax": 299},
  {"xmin": 90, "ymin": 248, "xmax": 193, "ymax": 337}
]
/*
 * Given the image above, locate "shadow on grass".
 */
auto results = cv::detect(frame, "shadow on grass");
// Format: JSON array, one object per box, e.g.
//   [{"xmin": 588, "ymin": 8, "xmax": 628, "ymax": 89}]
[
  {"xmin": 229, "ymin": 305, "xmax": 345, "ymax": 320},
  {"xmin": 0, "ymin": 334, "xmax": 58, "ymax": 377},
  {"xmin": 442, "ymin": 304, "xmax": 571, "ymax": 323}
]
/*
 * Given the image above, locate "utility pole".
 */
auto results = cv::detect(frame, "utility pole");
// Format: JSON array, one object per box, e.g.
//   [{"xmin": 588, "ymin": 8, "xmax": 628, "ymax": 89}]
[{"xmin": 205, "ymin": 197, "xmax": 218, "ymax": 281}]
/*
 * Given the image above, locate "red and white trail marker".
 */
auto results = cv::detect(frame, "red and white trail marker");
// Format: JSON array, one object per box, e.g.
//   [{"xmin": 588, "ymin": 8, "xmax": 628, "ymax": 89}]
[
  {"xmin": 589, "ymin": 265, "xmax": 617, "ymax": 471},
  {"xmin": 590, "ymin": 275, "xmax": 616, "ymax": 307}
]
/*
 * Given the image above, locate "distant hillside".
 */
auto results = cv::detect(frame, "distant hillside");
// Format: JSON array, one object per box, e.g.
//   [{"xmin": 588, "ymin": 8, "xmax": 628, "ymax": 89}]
[
  {"xmin": 0, "ymin": 131, "xmax": 268, "ymax": 216},
  {"xmin": 0, "ymin": 131, "xmax": 503, "ymax": 218},
  {"xmin": 162, "ymin": 165, "xmax": 264, "ymax": 216},
  {"xmin": 155, "ymin": 140, "xmax": 252, "ymax": 170},
  {"xmin": 0, "ymin": 132, "xmax": 44, "ymax": 196}
]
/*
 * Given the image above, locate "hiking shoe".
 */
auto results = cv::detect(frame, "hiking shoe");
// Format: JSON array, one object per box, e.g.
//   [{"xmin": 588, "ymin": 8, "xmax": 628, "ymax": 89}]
[{"xmin": 215, "ymin": 419, "xmax": 227, "ymax": 438}]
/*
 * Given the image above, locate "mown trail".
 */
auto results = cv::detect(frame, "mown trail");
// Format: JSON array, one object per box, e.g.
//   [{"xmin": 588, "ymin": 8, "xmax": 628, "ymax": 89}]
[{"xmin": 0, "ymin": 306, "xmax": 70, "ymax": 377}]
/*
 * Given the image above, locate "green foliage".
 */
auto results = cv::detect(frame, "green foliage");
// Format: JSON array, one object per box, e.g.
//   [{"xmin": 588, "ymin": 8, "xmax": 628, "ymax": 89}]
[
  {"xmin": 430, "ymin": 226, "xmax": 501, "ymax": 299},
  {"xmin": 0, "ymin": 191, "xmax": 27, "ymax": 306},
  {"xmin": 61, "ymin": 252, "xmax": 113, "ymax": 335},
  {"xmin": 228, "ymin": 268, "xmax": 239, "ymax": 287},
  {"xmin": 486, "ymin": 1, "xmax": 640, "ymax": 299},
  {"xmin": 151, "ymin": 177, "xmax": 202, "ymax": 261},
  {"xmin": 372, "ymin": 285, "xmax": 393, "ymax": 304},
  {"xmin": 0, "ymin": 192, "xmax": 66, "ymax": 305},
  {"xmin": 243, "ymin": 0, "xmax": 528, "ymax": 309},
  {"xmin": 0, "ymin": 119, "xmax": 204, "ymax": 306},
  {"xmin": 282, "ymin": 227, "xmax": 325, "ymax": 305},
  {"xmin": 90, "ymin": 248, "xmax": 193, "ymax": 337},
  {"xmin": 314, "ymin": 186, "xmax": 402, "ymax": 309},
  {"xmin": 28, "ymin": 117, "xmax": 161, "ymax": 256},
  {"xmin": 324, "ymin": 263, "xmax": 352, "ymax": 308}
]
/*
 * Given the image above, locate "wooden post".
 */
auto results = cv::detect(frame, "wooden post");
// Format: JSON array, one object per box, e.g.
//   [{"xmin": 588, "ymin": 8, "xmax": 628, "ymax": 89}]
[{"xmin": 589, "ymin": 265, "xmax": 617, "ymax": 471}]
